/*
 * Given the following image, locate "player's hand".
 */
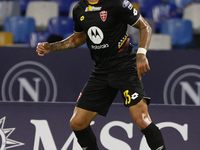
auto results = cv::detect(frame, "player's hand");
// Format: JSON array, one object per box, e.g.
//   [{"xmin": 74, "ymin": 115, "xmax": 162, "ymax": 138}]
[
  {"xmin": 36, "ymin": 42, "xmax": 52, "ymax": 56},
  {"xmin": 136, "ymin": 54, "xmax": 150, "ymax": 80}
]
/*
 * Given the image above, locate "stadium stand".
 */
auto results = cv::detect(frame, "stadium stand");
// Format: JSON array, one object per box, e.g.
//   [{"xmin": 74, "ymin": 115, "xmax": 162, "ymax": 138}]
[
  {"xmin": 145, "ymin": 3, "xmax": 178, "ymax": 32},
  {"xmin": 49, "ymin": 0, "xmax": 74, "ymax": 16},
  {"xmin": 25, "ymin": 1, "xmax": 59, "ymax": 31},
  {"xmin": 12, "ymin": 0, "xmax": 43, "ymax": 13},
  {"xmin": 0, "ymin": 0, "xmax": 199, "ymax": 49},
  {"xmin": 3, "ymin": 16, "xmax": 35, "ymax": 43},
  {"xmin": 183, "ymin": 3, "xmax": 200, "ymax": 34},
  {"xmin": 47, "ymin": 16, "xmax": 74, "ymax": 37},
  {"xmin": 26, "ymin": 32, "xmax": 50, "ymax": 47},
  {"xmin": 0, "ymin": 1, "xmax": 21, "ymax": 29},
  {"xmin": 133, "ymin": 0, "xmax": 163, "ymax": 16},
  {"xmin": 160, "ymin": 18, "xmax": 193, "ymax": 49},
  {"xmin": 0, "ymin": 31, "xmax": 13, "ymax": 46},
  {"xmin": 168, "ymin": 0, "xmax": 194, "ymax": 9},
  {"xmin": 149, "ymin": 33, "xmax": 171, "ymax": 50}
]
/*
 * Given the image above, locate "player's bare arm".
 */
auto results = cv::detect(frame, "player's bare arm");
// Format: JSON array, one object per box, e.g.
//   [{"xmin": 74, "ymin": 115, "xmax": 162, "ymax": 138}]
[
  {"xmin": 36, "ymin": 32, "xmax": 86, "ymax": 56},
  {"xmin": 133, "ymin": 16, "xmax": 152, "ymax": 79}
]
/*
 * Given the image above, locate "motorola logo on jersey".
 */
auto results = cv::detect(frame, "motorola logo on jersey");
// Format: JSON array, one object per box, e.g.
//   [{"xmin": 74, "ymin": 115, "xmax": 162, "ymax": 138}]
[
  {"xmin": 88, "ymin": 26, "xmax": 104, "ymax": 44},
  {"xmin": 163, "ymin": 64, "xmax": 200, "ymax": 105},
  {"xmin": 1, "ymin": 61, "xmax": 57, "ymax": 102},
  {"xmin": 87, "ymin": 26, "xmax": 109, "ymax": 50}
]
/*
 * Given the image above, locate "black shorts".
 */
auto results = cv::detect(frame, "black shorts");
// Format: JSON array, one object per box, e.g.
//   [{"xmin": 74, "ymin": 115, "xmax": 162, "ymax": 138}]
[{"xmin": 76, "ymin": 69, "xmax": 150, "ymax": 116}]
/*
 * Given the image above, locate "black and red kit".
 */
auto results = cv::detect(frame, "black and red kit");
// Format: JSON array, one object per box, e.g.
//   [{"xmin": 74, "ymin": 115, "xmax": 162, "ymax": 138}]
[{"xmin": 73, "ymin": 0, "xmax": 150, "ymax": 116}]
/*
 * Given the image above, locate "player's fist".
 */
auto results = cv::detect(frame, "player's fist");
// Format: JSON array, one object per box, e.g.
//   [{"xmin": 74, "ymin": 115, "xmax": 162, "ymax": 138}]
[
  {"xmin": 136, "ymin": 54, "xmax": 150, "ymax": 80},
  {"xmin": 36, "ymin": 42, "xmax": 52, "ymax": 56}
]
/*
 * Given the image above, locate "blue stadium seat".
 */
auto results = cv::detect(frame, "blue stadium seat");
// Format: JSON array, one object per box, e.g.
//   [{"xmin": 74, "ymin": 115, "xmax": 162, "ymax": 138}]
[
  {"xmin": 135, "ymin": 0, "xmax": 162, "ymax": 16},
  {"xmin": 146, "ymin": 3, "xmax": 178, "ymax": 32},
  {"xmin": 160, "ymin": 18, "xmax": 193, "ymax": 49},
  {"xmin": 26, "ymin": 32, "xmax": 50, "ymax": 47},
  {"xmin": 168, "ymin": 0, "xmax": 193, "ymax": 8},
  {"xmin": 3, "ymin": 16, "xmax": 35, "ymax": 43},
  {"xmin": 168, "ymin": 0, "xmax": 193, "ymax": 17},
  {"xmin": 47, "ymin": 17, "xmax": 74, "ymax": 37}
]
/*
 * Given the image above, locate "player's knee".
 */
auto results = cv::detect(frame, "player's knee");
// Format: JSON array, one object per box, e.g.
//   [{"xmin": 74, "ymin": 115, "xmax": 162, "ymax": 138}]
[
  {"xmin": 70, "ymin": 118, "xmax": 86, "ymax": 131},
  {"xmin": 134, "ymin": 116, "xmax": 151, "ymax": 130}
]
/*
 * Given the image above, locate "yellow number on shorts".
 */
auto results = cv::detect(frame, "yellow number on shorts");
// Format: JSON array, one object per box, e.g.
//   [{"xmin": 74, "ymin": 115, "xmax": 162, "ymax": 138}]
[{"xmin": 123, "ymin": 90, "xmax": 131, "ymax": 105}]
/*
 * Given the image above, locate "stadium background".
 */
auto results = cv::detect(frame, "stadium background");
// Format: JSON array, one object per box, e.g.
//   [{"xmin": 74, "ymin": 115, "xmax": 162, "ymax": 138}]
[{"xmin": 0, "ymin": 0, "xmax": 200, "ymax": 150}]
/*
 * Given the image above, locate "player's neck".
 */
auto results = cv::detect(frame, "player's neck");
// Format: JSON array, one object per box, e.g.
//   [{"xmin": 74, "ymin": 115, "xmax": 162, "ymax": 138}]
[{"xmin": 87, "ymin": 0, "xmax": 100, "ymax": 4}]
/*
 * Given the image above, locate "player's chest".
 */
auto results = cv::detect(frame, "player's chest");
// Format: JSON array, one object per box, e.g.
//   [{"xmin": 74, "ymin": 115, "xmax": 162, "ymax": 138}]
[{"xmin": 77, "ymin": 5, "xmax": 118, "ymax": 30}]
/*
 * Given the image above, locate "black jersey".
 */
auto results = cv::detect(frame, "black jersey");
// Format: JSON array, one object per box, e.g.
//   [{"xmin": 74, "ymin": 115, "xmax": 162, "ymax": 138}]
[{"xmin": 73, "ymin": 0, "xmax": 140, "ymax": 73}]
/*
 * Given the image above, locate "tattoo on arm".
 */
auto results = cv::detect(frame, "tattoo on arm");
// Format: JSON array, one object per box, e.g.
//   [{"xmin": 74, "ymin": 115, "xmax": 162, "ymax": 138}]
[
  {"xmin": 51, "ymin": 44, "xmax": 58, "ymax": 51},
  {"xmin": 51, "ymin": 38, "xmax": 76, "ymax": 52},
  {"xmin": 50, "ymin": 33, "xmax": 86, "ymax": 52}
]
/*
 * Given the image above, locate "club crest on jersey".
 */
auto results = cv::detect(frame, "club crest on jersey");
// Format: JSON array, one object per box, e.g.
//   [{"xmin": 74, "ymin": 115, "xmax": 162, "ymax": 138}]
[
  {"xmin": 100, "ymin": 11, "xmax": 107, "ymax": 22},
  {"xmin": 85, "ymin": 5, "xmax": 102, "ymax": 12}
]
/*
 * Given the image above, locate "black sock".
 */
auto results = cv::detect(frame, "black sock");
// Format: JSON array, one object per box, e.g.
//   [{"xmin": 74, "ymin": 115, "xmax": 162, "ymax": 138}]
[
  {"xmin": 141, "ymin": 123, "xmax": 166, "ymax": 150},
  {"xmin": 73, "ymin": 125, "xmax": 99, "ymax": 150}
]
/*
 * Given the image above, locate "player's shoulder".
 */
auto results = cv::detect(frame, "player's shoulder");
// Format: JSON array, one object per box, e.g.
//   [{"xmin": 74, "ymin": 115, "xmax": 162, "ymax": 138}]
[
  {"xmin": 107, "ymin": 0, "xmax": 122, "ymax": 5},
  {"xmin": 107, "ymin": 0, "xmax": 131, "ymax": 8},
  {"xmin": 73, "ymin": 0, "xmax": 82, "ymax": 10},
  {"xmin": 74, "ymin": 0, "xmax": 89, "ymax": 9},
  {"xmin": 73, "ymin": 0, "xmax": 86, "ymax": 15}
]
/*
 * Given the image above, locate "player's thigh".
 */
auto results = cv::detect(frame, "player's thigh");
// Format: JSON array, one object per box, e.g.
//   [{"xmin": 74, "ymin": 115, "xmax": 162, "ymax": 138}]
[
  {"xmin": 77, "ymin": 73, "xmax": 118, "ymax": 116},
  {"xmin": 110, "ymin": 70, "xmax": 150, "ymax": 106}
]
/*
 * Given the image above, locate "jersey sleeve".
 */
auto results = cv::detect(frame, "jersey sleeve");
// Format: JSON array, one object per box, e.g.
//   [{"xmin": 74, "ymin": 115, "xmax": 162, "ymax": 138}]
[
  {"xmin": 72, "ymin": 3, "xmax": 84, "ymax": 32},
  {"xmin": 115, "ymin": 0, "xmax": 141, "ymax": 26}
]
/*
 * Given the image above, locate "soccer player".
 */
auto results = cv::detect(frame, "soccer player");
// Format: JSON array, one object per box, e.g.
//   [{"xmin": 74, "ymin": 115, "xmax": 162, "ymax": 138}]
[{"xmin": 36, "ymin": 0, "xmax": 166, "ymax": 149}]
